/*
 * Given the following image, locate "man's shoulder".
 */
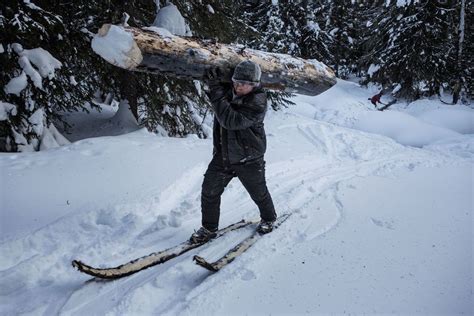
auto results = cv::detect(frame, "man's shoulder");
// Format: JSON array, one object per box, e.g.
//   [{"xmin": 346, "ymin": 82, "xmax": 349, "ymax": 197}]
[{"xmin": 248, "ymin": 87, "xmax": 267, "ymax": 104}]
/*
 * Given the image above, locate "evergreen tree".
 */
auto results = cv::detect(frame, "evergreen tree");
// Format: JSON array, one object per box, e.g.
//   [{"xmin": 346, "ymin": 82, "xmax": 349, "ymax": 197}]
[
  {"xmin": 361, "ymin": 0, "xmax": 459, "ymax": 99},
  {"xmin": 243, "ymin": 0, "xmax": 306, "ymax": 55},
  {"xmin": 323, "ymin": 0, "xmax": 359, "ymax": 78},
  {"xmin": 300, "ymin": 1, "xmax": 333, "ymax": 64},
  {"xmin": 0, "ymin": 0, "xmax": 256, "ymax": 151},
  {"xmin": 455, "ymin": 0, "xmax": 472, "ymax": 100},
  {"xmin": 0, "ymin": 0, "xmax": 92, "ymax": 151}
]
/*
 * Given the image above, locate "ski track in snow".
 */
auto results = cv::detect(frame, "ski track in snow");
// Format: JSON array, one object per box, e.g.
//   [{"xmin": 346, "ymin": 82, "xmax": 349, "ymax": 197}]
[{"xmin": 1, "ymin": 80, "xmax": 472, "ymax": 315}]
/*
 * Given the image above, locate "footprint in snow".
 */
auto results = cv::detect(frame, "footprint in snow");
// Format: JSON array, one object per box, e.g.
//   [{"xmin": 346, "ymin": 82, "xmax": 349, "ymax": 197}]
[
  {"xmin": 240, "ymin": 269, "xmax": 257, "ymax": 281},
  {"xmin": 371, "ymin": 218, "xmax": 395, "ymax": 230}
]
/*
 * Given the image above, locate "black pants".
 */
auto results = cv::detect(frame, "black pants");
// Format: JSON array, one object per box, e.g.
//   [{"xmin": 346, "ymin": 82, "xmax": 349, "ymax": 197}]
[
  {"xmin": 201, "ymin": 153, "xmax": 277, "ymax": 231},
  {"xmin": 452, "ymin": 92, "xmax": 459, "ymax": 104}
]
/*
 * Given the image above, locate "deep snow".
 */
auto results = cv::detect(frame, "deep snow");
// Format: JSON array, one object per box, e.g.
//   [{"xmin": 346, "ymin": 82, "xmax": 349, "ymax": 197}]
[{"xmin": 0, "ymin": 79, "xmax": 472, "ymax": 315}]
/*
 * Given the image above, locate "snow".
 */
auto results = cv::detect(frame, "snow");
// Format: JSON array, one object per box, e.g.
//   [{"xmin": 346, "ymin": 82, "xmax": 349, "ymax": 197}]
[
  {"xmin": 152, "ymin": 3, "xmax": 188, "ymax": 36},
  {"xmin": 0, "ymin": 79, "xmax": 472, "ymax": 315},
  {"xmin": 386, "ymin": 0, "xmax": 416, "ymax": 6},
  {"xmin": 367, "ymin": 63, "xmax": 380, "ymax": 77},
  {"xmin": 193, "ymin": 80, "xmax": 202, "ymax": 96},
  {"xmin": 142, "ymin": 26, "xmax": 174, "ymax": 39},
  {"xmin": 29, "ymin": 107, "xmax": 46, "ymax": 136},
  {"xmin": 306, "ymin": 20, "xmax": 320, "ymax": 32},
  {"xmin": 4, "ymin": 71, "xmax": 28, "ymax": 96},
  {"xmin": 15, "ymin": 45, "xmax": 62, "ymax": 80},
  {"xmin": 198, "ymin": 165, "xmax": 471, "ymax": 315},
  {"xmin": 57, "ymin": 102, "xmax": 140, "ymax": 142},
  {"xmin": 23, "ymin": 0, "xmax": 42, "ymax": 10},
  {"xmin": 20, "ymin": 107, "xmax": 72, "ymax": 150},
  {"xmin": 121, "ymin": 12, "xmax": 130, "ymax": 27},
  {"xmin": 69, "ymin": 75, "xmax": 78, "ymax": 86},
  {"xmin": 18, "ymin": 56, "xmax": 43, "ymax": 89},
  {"xmin": 206, "ymin": 4, "xmax": 215, "ymax": 14},
  {"xmin": 91, "ymin": 25, "xmax": 142, "ymax": 70},
  {"xmin": 354, "ymin": 111, "xmax": 460, "ymax": 147},
  {"xmin": 0, "ymin": 101, "xmax": 18, "ymax": 120},
  {"xmin": 40, "ymin": 123, "xmax": 71, "ymax": 151},
  {"xmin": 416, "ymin": 108, "xmax": 474, "ymax": 134},
  {"xmin": 7, "ymin": 43, "xmax": 62, "ymax": 92},
  {"xmin": 392, "ymin": 83, "xmax": 402, "ymax": 94}
]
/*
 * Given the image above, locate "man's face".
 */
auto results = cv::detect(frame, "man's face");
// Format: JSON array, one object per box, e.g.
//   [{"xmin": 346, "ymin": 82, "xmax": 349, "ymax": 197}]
[{"xmin": 233, "ymin": 81, "xmax": 256, "ymax": 96}]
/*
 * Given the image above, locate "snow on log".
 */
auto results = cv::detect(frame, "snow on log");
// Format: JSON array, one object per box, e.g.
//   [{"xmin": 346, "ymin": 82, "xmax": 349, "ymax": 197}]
[{"xmin": 92, "ymin": 24, "xmax": 336, "ymax": 96}]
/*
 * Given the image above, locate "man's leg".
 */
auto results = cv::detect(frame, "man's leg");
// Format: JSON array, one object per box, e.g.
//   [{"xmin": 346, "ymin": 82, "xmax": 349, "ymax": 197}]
[
  {"xmin": 201, "ymin": 154, "xmax": 234, "ymax": 231},
  {"xmin": 234, "ymin": 159, "xmax": 277, "ymax": 222},
  {"xmin": 453, "ymin": 92, "xmax": 459, "ymax": 104}
]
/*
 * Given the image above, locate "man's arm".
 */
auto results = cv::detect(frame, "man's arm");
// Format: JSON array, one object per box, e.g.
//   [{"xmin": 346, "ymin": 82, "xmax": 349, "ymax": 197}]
[{"xmin": 207, "ymin": 85, "xmax": 266, "ymax": 130}]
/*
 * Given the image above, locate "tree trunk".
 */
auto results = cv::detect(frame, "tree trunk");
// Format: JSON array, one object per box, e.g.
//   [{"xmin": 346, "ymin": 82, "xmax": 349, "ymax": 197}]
[
  {"xmin": 458, "ymin": 0, "xmax": 465, "ymax": 69},
  {"xmin": 91, "ymin": 24, "xmax": 336, "ymax": 96},
  {"xmin": 118, "ymin": 68, "xmax": 138, "ymax": 120}
]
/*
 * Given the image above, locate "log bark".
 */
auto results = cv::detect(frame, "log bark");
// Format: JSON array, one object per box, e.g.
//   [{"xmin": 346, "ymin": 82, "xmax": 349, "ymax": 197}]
[{"xmin": 92, "ymin": 24, "xmax": 336, "ymax": 96}]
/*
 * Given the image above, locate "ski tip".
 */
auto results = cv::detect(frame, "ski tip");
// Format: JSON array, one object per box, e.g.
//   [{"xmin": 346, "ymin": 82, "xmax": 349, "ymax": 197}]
[
  {"xmin": 193, "ymin": 255, "xmax": 219, "ymax": 272},
  {"xmin": 193, "ymin": 255, "xmax": 206, "ymax": 265},
  {"xmin": 72, "ymin": 260, "xmax": 92, "ymax": 273},
  {"xmin": 71, "ymin": 260, "xmax": 81, "ymax": 269}
]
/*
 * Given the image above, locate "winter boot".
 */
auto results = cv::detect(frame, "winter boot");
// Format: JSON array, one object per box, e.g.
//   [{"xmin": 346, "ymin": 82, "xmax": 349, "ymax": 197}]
[
  {"xmin": 190, "ymin": 226, "xmax": 217, "ymax": 244},
  {"xmin": 257, "ymin": 220, "xmax": 274, "ymax": 234}
]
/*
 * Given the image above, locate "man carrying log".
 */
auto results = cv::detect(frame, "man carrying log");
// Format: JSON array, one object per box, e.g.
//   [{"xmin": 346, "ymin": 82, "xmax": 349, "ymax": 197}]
[{"xmin": 190, "ymin": 60, "xmax": 277, "ymax": 243}]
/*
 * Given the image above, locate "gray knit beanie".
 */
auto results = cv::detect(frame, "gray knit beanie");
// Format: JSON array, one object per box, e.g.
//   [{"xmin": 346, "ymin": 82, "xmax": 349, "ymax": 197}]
[{"xmin": 232, "ymin": 60, "xmax": 262, "ymax": 83}]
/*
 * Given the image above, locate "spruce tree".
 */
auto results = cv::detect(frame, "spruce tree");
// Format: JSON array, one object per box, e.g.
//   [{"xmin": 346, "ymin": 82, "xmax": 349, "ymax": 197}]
[
  {"xmin": 323, "ymin": 0, "xmax": 359, "ymax": 78},
  {"xmin": 361, "ymin": 0, "xmax": 459, "ymax": 99},
  {"xmin": 455, "ymin": 0, "xmax": 472, "ymax": 100},
  {"xmin": 0, "ymin": 0, "xmax": 257, "ymax": 151},
  {"xmin": 300, "ymin": 1, "xmax": 333, "ymax": 65},
  {"xmin": 0, "ymin": 0, "xmax": 92, "ymax": 151}
]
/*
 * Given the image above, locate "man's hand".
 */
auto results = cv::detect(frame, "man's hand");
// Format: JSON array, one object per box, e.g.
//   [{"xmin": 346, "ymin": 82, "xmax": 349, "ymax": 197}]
[
  {"xmin": 205, "ymin": 67, "xmax": 234, "ymax": 83},
  {"xmin": 206, "ymin": 67, "xmax": 222, "ymax": 81}
]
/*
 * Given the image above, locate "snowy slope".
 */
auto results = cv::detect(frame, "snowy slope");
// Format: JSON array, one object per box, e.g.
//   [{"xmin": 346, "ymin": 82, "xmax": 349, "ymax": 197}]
[{"xmin": 0, "ymin": 80, "xmax": 472, "ymax": 315}]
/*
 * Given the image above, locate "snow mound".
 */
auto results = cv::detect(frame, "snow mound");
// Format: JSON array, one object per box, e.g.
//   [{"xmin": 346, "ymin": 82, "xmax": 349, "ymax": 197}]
[
  {"xmin": 152, "ymin": 4, "xmax": 189, "ymax": 36},
  {"xmin": 416, "ymin": 109, "xmax": 474, "ymax": 134},
  {"xmin": 354, "ymin": 111, "xmax": 460, "ymax": 147}
]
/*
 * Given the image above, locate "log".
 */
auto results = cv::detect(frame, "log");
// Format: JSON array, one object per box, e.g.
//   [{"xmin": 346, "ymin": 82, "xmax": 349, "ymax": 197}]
[{"xmin": 91, "ymin": 24, "xmax": 336, "ymax": 96}]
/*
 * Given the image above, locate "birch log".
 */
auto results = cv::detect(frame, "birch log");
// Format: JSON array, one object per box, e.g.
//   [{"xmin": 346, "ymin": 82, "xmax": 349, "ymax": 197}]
[{"xmin": 91, "ymin": 24, "xmax": 336, "ymax": 96}]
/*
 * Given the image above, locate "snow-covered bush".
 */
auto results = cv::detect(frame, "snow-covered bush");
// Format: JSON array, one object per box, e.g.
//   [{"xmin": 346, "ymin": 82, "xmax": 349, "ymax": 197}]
[{"xmin": 0, "ymin": 2, "xmax": 90, "ymax": 151}]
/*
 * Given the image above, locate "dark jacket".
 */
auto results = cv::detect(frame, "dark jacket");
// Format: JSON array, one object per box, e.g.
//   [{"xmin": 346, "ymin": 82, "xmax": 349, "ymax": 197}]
[{"xmin": 207, "ymin": 82, "xmax": 268, "ymax": 165}]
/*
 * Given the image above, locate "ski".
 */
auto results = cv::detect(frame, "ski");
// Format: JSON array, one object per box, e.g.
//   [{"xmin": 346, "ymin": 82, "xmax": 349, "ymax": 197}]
[
  {"xmin": 193, "ymin": 213, "xmax": 292, "ymax": 272},
  {"xmin": 72, "ymin": 219, "xmax": 256, "ymax": 279},
  {"xmin": 378, "ymin": 99, "xmax": 397, "ymax": 111}
]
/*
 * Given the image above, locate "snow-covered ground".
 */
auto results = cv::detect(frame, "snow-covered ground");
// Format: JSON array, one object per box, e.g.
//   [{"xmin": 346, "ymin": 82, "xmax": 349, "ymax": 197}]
[{"xmin": 1, "ymin": 80, "xmax": 472, "ymax": 315}]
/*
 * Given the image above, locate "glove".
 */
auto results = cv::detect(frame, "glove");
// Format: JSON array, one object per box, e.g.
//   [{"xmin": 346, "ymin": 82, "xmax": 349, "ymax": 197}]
[{"xmin": 205, "ymin": 67, "xmax": 221, "ymax": 81}]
